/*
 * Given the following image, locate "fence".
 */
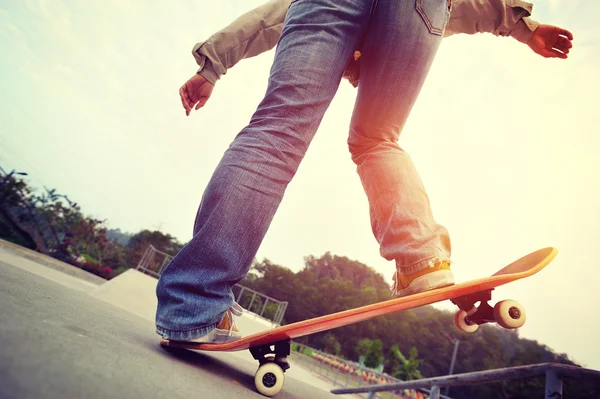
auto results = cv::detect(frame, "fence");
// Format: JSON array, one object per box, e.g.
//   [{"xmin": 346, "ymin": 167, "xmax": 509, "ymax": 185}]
[
  {"xmin": 136, "ymin": 245, "xmax": 288, "ymax": 324},
  {"xmin": 331, "ymin": 362, "xmax": 600, "ymax": 399},
  {"xmin": 232, "ymin": 285, "xmax": 288, "ymax": 325},
  {"xmin": 136, "ymin": 245, "xmax": 172, "ymax": 278},
  {"xmin": 291, "ymin": 343, "xmax": 451, "ymax": 399}
]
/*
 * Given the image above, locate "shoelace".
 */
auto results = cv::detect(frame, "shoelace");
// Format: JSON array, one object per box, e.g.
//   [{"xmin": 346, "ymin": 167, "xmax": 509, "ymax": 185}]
[
  {"xmin": 230, "ymin": 301, "xmax": 244, "ymax": 317},
  {"xmin": 223, "ymin": 301, "xmax": 244, "ymax": 339}
]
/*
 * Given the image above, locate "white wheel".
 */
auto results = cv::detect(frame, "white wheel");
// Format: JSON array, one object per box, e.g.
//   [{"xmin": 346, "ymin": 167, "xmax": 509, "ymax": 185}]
[
  {"xmin": 254, "ymin": 362, "xmax": 285, "ymax": 396},
  {"xmin": 494, "ymin": 300, "xmax": 526, "ymax": 329},
  {"xmin": 453, "ymin": 310, "xmax": 479, "ymax": 333}
]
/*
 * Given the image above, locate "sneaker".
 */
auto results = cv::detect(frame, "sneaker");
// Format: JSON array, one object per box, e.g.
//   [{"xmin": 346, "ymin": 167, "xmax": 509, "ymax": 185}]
[
  {"xmin": 391, "ymin": 261, "xmax": 455, "ymax": 297},
  {"xmin": 179, "ymin": 302, "xmax": 244, "ymax": 344}
]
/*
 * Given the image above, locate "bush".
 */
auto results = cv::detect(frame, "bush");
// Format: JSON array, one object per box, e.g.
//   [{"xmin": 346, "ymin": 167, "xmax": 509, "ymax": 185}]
[{"xmin": 80, "ymin": 261, "xmax": 113, "ymax": 279}]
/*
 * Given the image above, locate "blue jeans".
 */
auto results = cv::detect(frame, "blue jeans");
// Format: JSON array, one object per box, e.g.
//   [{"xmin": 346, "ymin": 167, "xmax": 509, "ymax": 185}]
[{"xmin": 156, "ymin": 0, "xmax": 452, "ymax": 340}]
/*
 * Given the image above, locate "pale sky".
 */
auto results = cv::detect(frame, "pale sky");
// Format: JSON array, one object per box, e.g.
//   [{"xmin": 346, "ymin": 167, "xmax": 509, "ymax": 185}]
[{"xmin": 1, "ymin": 0, "xmax": 599, "ymax": 370}]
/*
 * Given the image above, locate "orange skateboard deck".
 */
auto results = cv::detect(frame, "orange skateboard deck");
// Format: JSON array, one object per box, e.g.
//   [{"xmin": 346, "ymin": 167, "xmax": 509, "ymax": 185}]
[{"xmin": 160, "ymin": 247, "xmax": 557, "ymax": 396}]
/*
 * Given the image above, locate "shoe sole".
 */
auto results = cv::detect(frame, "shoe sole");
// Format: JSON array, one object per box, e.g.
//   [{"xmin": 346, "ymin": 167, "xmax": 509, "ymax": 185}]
[
  {"xmin": 214, "ymin": 328, "xmax": 242, "ymax": 343},
  {"xmin": 170, "ymin": 328, "xmax": 242, "ymax": 345}
]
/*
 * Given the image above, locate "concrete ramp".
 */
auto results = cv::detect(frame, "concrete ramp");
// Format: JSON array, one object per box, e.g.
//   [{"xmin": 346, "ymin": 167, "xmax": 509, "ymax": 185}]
[
  {"xmin": 91, "ymin": 269, "xmax": 276, "ymax": 336},
  {"xmin": 91, "ymin": 269, "xmax": 159, "ymax": 321}
]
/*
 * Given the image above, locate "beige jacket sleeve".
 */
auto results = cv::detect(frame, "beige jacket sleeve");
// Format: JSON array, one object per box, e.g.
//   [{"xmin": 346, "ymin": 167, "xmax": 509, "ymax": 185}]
[
  {"xmin": 192, "ymin": 0, "xmax": 291, "ymax": 84},
  {"xmin": 445, "ymin": 0, "xmax": 540, "ymax": 43},
  {"xmin": 193, "ymin": 0, "xmax": 539, "ymax": 85}
]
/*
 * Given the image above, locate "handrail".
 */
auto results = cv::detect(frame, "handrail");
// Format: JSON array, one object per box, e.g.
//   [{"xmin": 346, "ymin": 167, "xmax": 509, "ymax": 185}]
[{"xmin": 331, "ymin": 362, "xmax": 600, "ymax": 399}]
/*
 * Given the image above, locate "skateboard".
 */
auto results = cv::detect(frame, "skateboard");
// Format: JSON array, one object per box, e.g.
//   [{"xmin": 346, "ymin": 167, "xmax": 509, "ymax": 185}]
[{"xmin": 161, "ymin": 247, "xmax": 557, "ymax": 396}]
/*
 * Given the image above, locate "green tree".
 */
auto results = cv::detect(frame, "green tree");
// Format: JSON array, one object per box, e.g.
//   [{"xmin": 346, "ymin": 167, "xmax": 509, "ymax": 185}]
[
  {"xmin": 0, "ymin": 173, "xmax": 44, "ymax": 250},
  {"xmin": 322, "ymin": 333, "xmax": 342, "ymax": 356},
  {"xmin": 356, "ymin": 338, "xmax": 373, "ymax": 358},
  {"xmin": 304, "ymin": 252, "xmax": 389, "ymax": 292},
  {"xmin": 364, "ymin": 339, "xmax": 384, "ymax": 369},
  {"xmin": 386, "ymin": 345, "xmax": 423, "ymax": 380}
]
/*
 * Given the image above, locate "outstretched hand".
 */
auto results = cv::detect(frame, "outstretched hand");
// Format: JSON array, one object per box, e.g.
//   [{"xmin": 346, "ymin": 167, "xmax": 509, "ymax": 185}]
[
  {"xmin": 528, "ymin": 24, "xmax": 573, "ymax": 59},
  {"xmin": 179, "ymin": 74, "xmax": 214, "ymax": 116}
]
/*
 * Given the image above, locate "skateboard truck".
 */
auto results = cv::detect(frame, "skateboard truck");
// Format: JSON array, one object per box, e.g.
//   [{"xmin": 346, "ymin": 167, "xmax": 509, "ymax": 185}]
[
  {"xmin": 249, "ymin": 339, "xmax": 290, "ymax": 396},
  {"xmin": 452, "ymin": 289, "xmax": 495, "ymax": 325},
  {"xmin": 451, "ymin": 288, "xmax": 527, "ymax": 333},
  {"xmin": 249, "ymin": 339, "xmax": 291, "ymax": 371}
]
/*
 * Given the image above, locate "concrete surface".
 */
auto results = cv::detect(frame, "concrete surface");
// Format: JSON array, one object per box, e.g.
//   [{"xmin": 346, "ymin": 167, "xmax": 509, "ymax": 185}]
[
  {"xmin": 0, "ymin": 239, "xmax": 106, "ymax": 285},
  {"xmin": 90, "ymin": 268, "xmax": 160, "ymax": 321},
  {"xmin": 90, "ymin": 268, "xmax": 277, "ymax": 336},
  {"xmin": 0, "ymin": 247, "xmax": 100, "ymax": 294},
  {"xmin": 0, "ymin": 244, "xmax": 351, "ymax": 399}
]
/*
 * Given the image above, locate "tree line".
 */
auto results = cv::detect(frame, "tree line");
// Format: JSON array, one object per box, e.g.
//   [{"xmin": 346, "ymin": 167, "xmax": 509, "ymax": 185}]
[{"xmin": 0, "ymin": 171, "xmax": 183, "ymax": 278}]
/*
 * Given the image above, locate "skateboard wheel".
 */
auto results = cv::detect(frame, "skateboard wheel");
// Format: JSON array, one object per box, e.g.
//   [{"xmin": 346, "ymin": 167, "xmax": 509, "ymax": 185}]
[
  {"xmin": 254, "ymin": 362, "xmax": 285, "ymax": 396},
  {"xmin": 453, "ymin": 310, "xmax": 479, "ymax": 333},
  {"xmin": 494, "ymin": 300, "xmax": 526, "ymax": 329}
]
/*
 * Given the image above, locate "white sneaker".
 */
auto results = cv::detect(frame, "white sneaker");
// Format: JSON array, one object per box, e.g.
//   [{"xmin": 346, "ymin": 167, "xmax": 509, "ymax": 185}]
[{"xmin": 178, "ymin": 302, "xmax": 244, "ymax": 344}]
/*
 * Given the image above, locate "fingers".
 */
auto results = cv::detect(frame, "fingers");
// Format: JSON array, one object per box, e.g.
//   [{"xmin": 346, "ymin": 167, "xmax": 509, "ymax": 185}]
[
  {"xmin": 552, "ymin": 30, "xmax": 573, "ymax": 57},
  {"xmin": 556, "ymin": 36, "xmax": 573, "ymax": 51},
  {"xmin": 179, "ymin": 74, "xmax": 213, "ymax": 116},
  {"xmin": 179, "ymin": 84, "xmax": 193, "ymax": 116},
  {"xmin": 180, "ymin": 80, "xmax": 201, "ymax": 116},
  {"xmin": 559, "ymin": 29, "xmax": 574, "ymax": 41},
  {"xmin": 179, "ymin": 87, "xmax": 188, "ymax": 115},
  {"xmin": 550, "ymin": 34, "xmax": 573, "ymax": 59},
  {"xmin": 538, "ymin": 26, "xmax": 574, "ymax": 59},
  {"xmin": 539, "ymin": 48, "xmax": 568, "ymax": 59},
  {"xmin": 531, "ymin": 25, "xmax": 574, "ymax": 60},
  {"xmin": 550, "ymin": 49, "xmax": 568, "ymax": 59}
]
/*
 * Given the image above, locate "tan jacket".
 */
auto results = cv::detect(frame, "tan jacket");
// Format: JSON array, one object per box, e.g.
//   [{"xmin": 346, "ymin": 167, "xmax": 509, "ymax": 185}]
[{"xmin": 193, "ymin": 0, "xmax": 540, "ymax": 86}]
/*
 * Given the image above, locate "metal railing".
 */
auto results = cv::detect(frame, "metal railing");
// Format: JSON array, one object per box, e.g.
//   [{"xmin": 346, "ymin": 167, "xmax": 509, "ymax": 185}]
[
  {"xmin": 136, "ymin": 245, "xmax": 172, "ymax": 278},
  {"xmin": 291, "ymin": 343, "xmax": 451, "ymax": 399},
  {"xmin": 331, "ymin": 363, "xmax": 600, "ymax": 399},
  {"xmin": 232, "ymin": 285, "xmax": 288, "ymax": 325},
  {"xmin": 136, "ymin": 245, "xmax": 288, "ymax": 324}
]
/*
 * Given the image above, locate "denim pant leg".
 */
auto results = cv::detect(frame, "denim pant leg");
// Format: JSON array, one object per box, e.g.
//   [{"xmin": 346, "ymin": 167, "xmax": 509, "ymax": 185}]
[
  {"xmin": 155, "ymin": 0, "xmax": 374, "ymax": 340},
  {"xmin": 348, "ymin": 0, "xmax": 452, "ymax": 274}
]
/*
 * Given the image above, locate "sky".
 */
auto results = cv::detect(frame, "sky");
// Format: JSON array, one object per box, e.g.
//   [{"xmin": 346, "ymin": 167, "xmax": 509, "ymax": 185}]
[{"xmin": 1, "ymin": 0, "xmax": 599, "ymax": 371}]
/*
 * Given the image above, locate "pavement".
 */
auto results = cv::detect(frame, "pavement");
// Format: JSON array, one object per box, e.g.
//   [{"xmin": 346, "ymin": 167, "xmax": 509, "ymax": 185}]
[{"xmin": 0, "ymin": 244, "xmax": 351, "ymax": 399}]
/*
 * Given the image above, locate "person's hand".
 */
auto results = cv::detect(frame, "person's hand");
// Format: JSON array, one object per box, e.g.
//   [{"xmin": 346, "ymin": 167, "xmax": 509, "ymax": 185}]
[
  {"xmin": 179, "ymin": 74, "xmax": 214, "ymax": 116},
  {"xmin": 527, "ymin": 25, "xmax": 573, "ymax": 59}
]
